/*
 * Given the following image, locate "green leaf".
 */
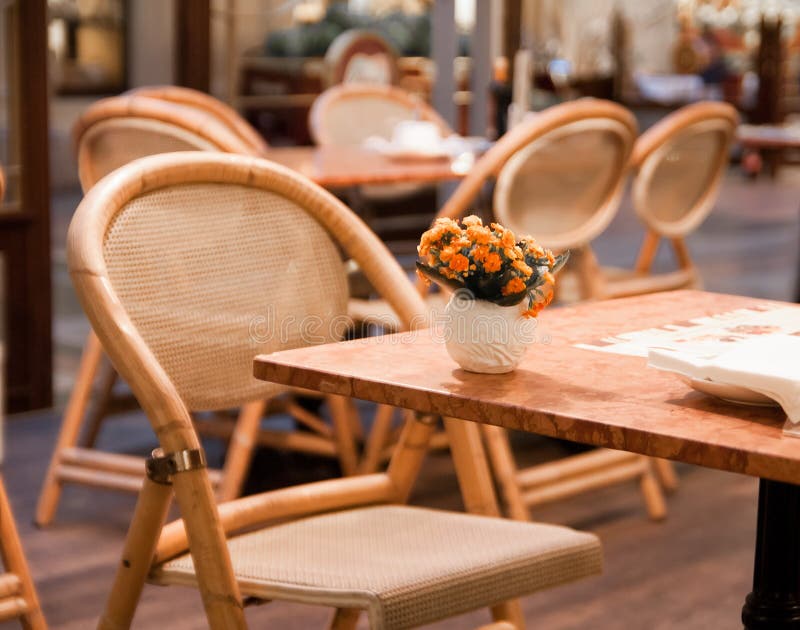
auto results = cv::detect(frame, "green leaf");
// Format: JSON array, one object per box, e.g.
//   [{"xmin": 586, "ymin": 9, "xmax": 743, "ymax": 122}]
[
  {"xmin": 552, "ymin": 250, "xmax": 570, "ymax": 274},
  {"xmin": 415, "ymin": 261, "xmax": 466, "ymax": 292}
]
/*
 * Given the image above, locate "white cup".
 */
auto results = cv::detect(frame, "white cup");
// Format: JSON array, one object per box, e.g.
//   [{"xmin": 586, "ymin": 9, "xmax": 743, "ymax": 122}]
[{"xmin": 391, "ymin": 120, "xmax": 441, "ymax": 149}]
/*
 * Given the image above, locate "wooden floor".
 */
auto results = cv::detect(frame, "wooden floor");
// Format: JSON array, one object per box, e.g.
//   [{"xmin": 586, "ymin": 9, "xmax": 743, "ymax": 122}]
[
  {"xmin": 3, "ymin": 165, "xmax": 797, "ymax": 628},
  {"xmin": 1, "ymin": 412, "xmax": 760, "ymax": 630}
]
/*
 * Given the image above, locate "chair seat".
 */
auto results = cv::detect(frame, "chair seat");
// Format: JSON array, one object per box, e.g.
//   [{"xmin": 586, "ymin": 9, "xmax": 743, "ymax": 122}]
[{"xmin": 154, "ymin": 505, "xmax": 601, "ymax": 630}]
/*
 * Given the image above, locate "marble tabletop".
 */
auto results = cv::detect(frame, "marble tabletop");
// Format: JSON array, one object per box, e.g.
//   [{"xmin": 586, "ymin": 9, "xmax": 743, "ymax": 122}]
[{"xmin": 254, "ymin": 291, "xmax": 800, "ymax": 484}]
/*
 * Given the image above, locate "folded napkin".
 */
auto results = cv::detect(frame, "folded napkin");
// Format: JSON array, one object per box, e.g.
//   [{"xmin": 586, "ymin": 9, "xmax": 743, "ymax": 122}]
[{"xmin": 648, "ymin": 334, "xmax": 800, "ymax": 423}]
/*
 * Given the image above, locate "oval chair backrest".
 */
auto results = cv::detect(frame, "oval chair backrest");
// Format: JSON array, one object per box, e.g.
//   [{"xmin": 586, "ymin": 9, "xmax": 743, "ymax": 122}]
[
  {"xmin": 631, "ymin": 102, "xmax": 738, "ymax": 238},
  {"xmin": 127, "ymin": 85, "xmax": 270, "ymax": 155},
  {"xmin": 309, "ymin": 83, "xmax": 452, "ymax": 147},
  {"xmin": 325, "ymin": 29, "xmax": 399, "ymax": 87},
  {"xmin": 438, "ymin": 99, "xmax": 638, "ymax": 252},
  {"xmin": 494, "ymin": 117, "xmax": 634, "ymax": 251},
  {"xmin": 73, "ymin": 95, "xmax": 259, "ymax": 191},
  {"xmin": 67, "ymin": 152, "xmax": 427, "ymax": 441}
]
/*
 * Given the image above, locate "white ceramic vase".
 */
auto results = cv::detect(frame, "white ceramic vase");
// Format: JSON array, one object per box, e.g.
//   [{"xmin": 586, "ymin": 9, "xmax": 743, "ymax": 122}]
[{"xmin": 443, "ymin": 291, "xmax": 536, "ymax": 374}]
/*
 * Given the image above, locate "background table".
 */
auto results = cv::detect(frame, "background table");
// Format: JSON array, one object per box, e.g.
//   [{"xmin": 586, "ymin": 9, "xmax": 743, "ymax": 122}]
[
  {"xmin": 255, "ymin": 291, "xmax": 800, "ymax": 629},
  {"xmin": 262, "ymin": 146, "xmax": 469, "ymax": 188}
]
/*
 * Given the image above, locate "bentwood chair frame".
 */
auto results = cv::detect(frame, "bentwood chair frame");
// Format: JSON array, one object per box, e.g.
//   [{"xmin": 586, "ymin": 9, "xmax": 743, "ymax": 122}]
[
  {"xmin": 70, "ymin": 151, "xmax": 601, "ymax": 629},
  {"xmin": 126, "ymin": 85, "xmax": 269, "ymax": 155},
  {"xmin": 601, "ymin": 101, "xmax": 739, "ymax": 300},
  {"xmin": 419, "ymin": 100, "xmax": 673, "ymax": 521},
  {"xmin": 36, "ymin": 95, "xmax": 354, "ymax": 527},
  {"xmin": 0, "ymin": 165, "xmax": 47, "ymax": 630}
]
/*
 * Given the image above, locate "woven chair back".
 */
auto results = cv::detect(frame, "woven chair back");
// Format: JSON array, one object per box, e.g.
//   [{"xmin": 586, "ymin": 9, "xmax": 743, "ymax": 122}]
[
  {"xmin": 631, "ymin": 102, "xmax": 738, "ymax": 238},
  {"xmin": 67, "ymin": 152, "xmax": 427, "ymax": 430},
  {"xmin": 128, "ymin": 85, "xmax": 269, "ymax": 154},
  {"xmin": 494, "ymin": 117, "xmax": 634, "ymax": 251},
  {"xmin": 438, "ymin": 99, "xmax": 638, "ymax": 252},
  {"xmin": 74, "ymin": 95, "xmax": 257, "ymax": 191},
  {"xmin": 309, "ymin": 83, "xmax": 451, "ymax": 147}
]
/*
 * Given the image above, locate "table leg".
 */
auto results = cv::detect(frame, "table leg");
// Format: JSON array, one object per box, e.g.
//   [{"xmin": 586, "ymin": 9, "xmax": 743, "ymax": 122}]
[{"xmin": 742, "ymin": 479, "xmax": 800, "ymax": 629}]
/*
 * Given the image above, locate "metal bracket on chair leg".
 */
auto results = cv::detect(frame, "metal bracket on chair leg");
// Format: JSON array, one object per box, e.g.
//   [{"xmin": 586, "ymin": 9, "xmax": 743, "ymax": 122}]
[{"xmin": 145, "ymin": 448, "xmax": 207, "ymax": 485}]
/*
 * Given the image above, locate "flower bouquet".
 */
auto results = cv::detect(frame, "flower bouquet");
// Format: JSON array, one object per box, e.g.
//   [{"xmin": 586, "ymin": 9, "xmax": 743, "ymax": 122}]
[{"xmin": 417, "ymin": 215, "xmax": 568, "ymax": 373}]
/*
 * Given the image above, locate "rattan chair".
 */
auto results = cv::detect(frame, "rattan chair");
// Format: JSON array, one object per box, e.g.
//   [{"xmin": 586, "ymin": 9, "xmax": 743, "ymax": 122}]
[
  {"xmin": 309, "ymin": 82, "xmax": 453, "ymax": 289},
  {"xmin": 325, "ymin": 29, "xmax": 399, "ymax": 87},
  {"xmin": 354, "ymin": 100, "xmax": 672, "ymax": 521},
  {"xmin": 309, "ymin": 82, "xmax": 451, "ymax": 147},
  {"xmin": 126, "ymin": 85, "xmax": 269, "ymax": 155},
  {"xmin": 36, "ymin": 95, "xmax": 356, "ymax": 527},
  {"xmin": 0, "ymin": 164, "xmax": 47, "ymax": 630},
  {"xmin": 69, "ymin": 151, "xmax": 601, "ymax": 629},
  {"xmin": 601, "ymin": 101, "xmax": 739, "ymax": 299}
]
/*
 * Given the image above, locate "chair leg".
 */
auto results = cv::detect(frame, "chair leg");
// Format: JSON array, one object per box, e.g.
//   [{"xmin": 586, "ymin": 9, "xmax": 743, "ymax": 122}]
[
  {"xmin": 481, "ymin": 425, "xmax": 530, "ymax": 521},
  {"xmin": 444, "ymin": 417, "xmax": 502, "ymax": 517},
  {"xmin": 573, "ymin": 246, "xmax": 606, "ymax": 300},
  {"xmin": 329, "ymin": 607, "xmax": 361, "ymax": 630},
  {"xmin": 0, "ymin": 476, "xmax": 46, "ymax": 630},
  {"xmin": 326, "ymin": 395, "xmax": 360, "ymax": 476},
  {"xmin": 639, "ymin": 458, "xmax": 667, "ymax": 521},
  {"xmin": 81, "ymin": 358, "xmax": 118, "ymax": 448},
  {"xmin": 653, "ymin": 458, "xmax": 679, "ymax": 493},
  {"xmin": 99, "ymin": 476, "xmax": 172, "ymax": 630},
  {"xmin": 217, "ymin": 399, "xmax": 268, "ymax": 502},
  {"xmin": 359, "ymin": 405, "xmax": 395, "ymax": 474},
  {"xmin": 443, "ymin": 417, "xmax": 526, "ymax": 630},
  {"xmin": 490, "ymin": 601, "xmax": 524, "ymax": 629},
  {"xmin": 634, "ymin": 230, "xmax": 660, "ymax": 273},
  {"xmin": 172, "ymin": 469, "xmax": 246, "ymax": 627},
  {"xmin": 35, "ymin": 330, "xmax": 105, "ymax": 526}
]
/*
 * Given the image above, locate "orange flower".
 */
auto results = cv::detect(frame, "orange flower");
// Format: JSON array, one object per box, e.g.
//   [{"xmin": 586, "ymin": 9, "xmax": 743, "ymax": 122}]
[
  {"xmin": 501, "ymin": 229, "xmax": 516, "ymax": 249},
  {"xmin": 471, "ymin": 244, "xmax": 490, "ymax": 262},
  {"xmin": 466, "ymin": 225, "xmax": 492, "ymax": 244},
  {"xmin": 434, "ymin": 217, "xmax": 461, "ymax": 230},
  {"xmin": 502, "ymin": 277, "xmax": 527, "ymax": 296},
  {"xmin": 482, "ymin": 252, "xmax": 502, "ymax": 272},
  {"xmin": 438, "ymin": 245, "xmax": 457, "ymax": 263},
  {"xmin": 522, "ymin": 291, "xmax": 554, "ymax": 318},
  {"xmin": 512, "ymin": 259, "xmax": 533, "ymax": 276},
  {"xmin": 462, "ymin": 215, "xmax": 483, "ymax": 227},
  {"xmin": 451, "ymin": 236, "xmax": 471, "ymax": 250},
  {"xmin": 449, "ymin": 253, "xmax": 470, "ymax": 272}
]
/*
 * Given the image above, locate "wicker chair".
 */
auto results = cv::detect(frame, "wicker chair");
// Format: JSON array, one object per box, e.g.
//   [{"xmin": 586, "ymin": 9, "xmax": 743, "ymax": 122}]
[
  {"xmin": 309, "ymin": 83, "xmax": 451, "ymax": 147},
  {"xmin": 325, "ymin": 29, "xmax": 399, "ymax": 87},
  {"xmin": 350, "ymin": 99, "xmax": 635, "ymax": 328},
  {"xmin": 126, "ymin": 85, "xmax": 269, "ymax": 155},
  {"xmin": 36, "ymin": 95, "xmax": 355, "ymax": 527},
  {"xmin": 69, "ymin": 151, "xmax": 602, "ymax": 629},
  {"xmin": 0, "ymin": 164, "xmax": 47, "ymax": 630},
  {"xmin": 601, "ymin": 102, "xmax": 739, "ymax": 299},
  {"xmin": 354, "ymin": 100, "xmax": 673, "ymax": 521}
]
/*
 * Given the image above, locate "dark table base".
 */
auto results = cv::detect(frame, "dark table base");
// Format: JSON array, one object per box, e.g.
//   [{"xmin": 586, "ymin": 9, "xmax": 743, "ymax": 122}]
[{"xmin": 742, "ymin": 479, "xmax": 800, "ymax": 629}]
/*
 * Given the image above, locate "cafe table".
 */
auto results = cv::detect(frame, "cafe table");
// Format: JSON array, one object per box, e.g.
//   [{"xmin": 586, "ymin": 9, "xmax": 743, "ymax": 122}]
[
  {"xmin": 254, "ymin": 290, "xmax": 800, "ymax": 629},
  {"xmin": 261, "ymin": 145, "xmax": 471, "ymax": 188}
]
